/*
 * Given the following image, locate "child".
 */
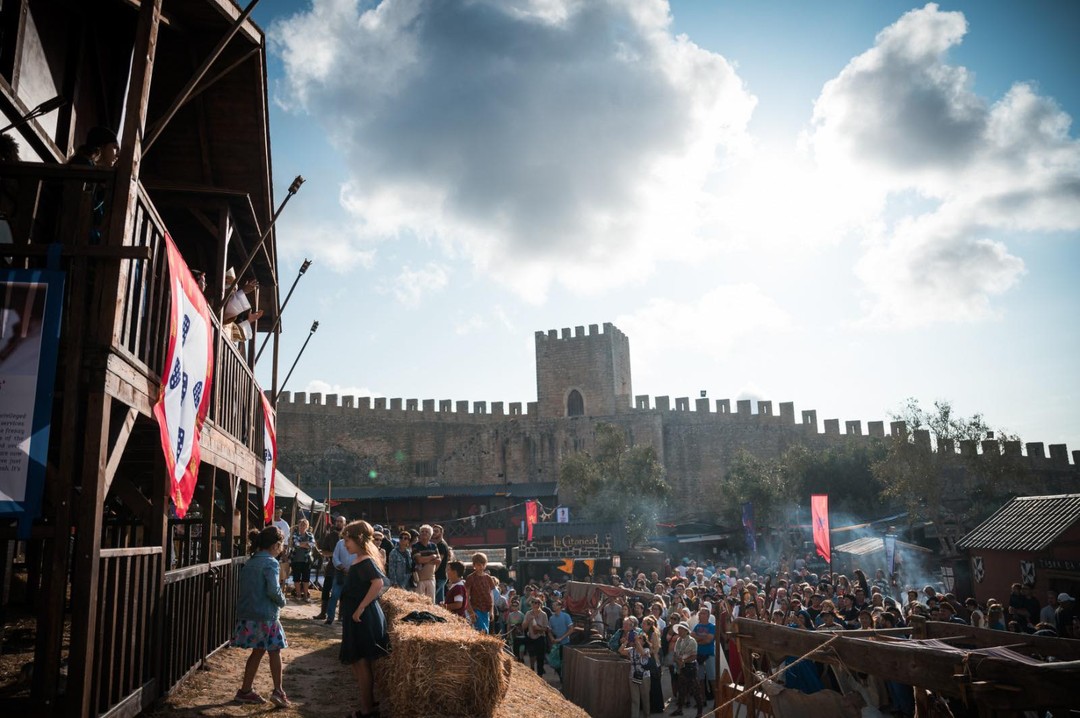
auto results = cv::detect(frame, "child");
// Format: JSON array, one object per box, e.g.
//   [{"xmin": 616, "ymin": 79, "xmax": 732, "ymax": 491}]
[
  {"xmin": 506, "ymin": 598, "xmax": 526, "ymax": 661},
  {"xmin": 464, "ymin": 552, "xmax": 498, "ymax": 632},
  {"xmin": 230, "ymin": 527, "xmax": 290, "ymax": 707},
  {"xmin": 444, "ymin": 560, "xmax": 468, "ymax": 618},
  {"xmin": 339, "ymin": 520, "xmax": 390, "ymax": 718}
]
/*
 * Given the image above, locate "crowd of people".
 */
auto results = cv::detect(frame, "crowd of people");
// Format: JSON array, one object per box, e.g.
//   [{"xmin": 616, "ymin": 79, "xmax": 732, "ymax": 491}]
[{"xmin": 231, "ymin": 515, "xmax": 1080, "ymax": 718}]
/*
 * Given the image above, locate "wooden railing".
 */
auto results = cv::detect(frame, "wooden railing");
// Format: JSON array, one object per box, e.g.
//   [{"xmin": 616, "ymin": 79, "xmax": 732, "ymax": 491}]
[
  {"xmin": 160, "ymin": 555, "xmax": 246, "ymax": 695},
  {"xmin": 92, "ymin": 546, "xmax": 163, "ymax": 717}
]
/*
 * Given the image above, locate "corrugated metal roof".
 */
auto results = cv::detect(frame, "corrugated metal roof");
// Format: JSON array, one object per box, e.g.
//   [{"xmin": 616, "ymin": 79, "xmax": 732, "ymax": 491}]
[
  {"xmin": 308, "ymin": 481, "xmax": 558, "ymax": 501},
  {"xmin": 834, "ymin": 536, "xmax": 931, "ymax": 557},
  {"xmin": 956, "ymin": 494, "xmax": 1080, "ymax": 551}
]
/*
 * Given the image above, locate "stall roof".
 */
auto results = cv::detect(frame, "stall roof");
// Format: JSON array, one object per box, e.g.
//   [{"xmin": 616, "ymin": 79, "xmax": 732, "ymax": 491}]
[
  {"xmin": 275, "ymin": 471, "xmax": 326, "ymax": 510},
  {"xmin": 957, "ymin": 494, "xmax": 1080, "ymax": 552},
  {"xmin": 834, "ymin": 536, "xmax": 931, "ymax": 556},
  {"xmin": 312, "ymin": 481, "xmax": 558, "ymax": 501}
]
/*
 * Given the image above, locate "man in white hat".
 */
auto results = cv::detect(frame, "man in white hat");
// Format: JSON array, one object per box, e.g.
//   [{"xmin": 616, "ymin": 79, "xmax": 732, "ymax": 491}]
[
  {"xmin": 1055, "ymin": 592, "xmax": 1076, "ymax": 637},
  {"xmin": 671, "ymin": 622, "xmax": 704, "ymax": 716}
]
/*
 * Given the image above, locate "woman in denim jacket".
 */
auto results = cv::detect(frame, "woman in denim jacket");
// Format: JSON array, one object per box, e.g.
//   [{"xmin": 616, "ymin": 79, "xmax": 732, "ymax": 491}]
[{"xmin": 230, "ymin": 526, "xmax": 290, "ymax": 707}]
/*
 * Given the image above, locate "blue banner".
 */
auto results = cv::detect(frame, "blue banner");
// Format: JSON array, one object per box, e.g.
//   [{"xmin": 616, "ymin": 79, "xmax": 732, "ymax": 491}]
[{"xmin": 0, "ymin": 269, "xmax": 65, "ymax": 538}]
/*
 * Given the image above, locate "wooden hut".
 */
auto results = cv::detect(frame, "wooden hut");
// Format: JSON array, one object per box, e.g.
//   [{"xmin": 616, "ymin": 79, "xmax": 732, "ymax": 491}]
[{"xmin": 1, "ymin": 1, "xmax": 286, "ymax": 715}]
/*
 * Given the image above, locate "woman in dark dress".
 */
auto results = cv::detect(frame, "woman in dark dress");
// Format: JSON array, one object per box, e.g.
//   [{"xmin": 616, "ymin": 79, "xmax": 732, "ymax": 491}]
[{"xmin": 340, "ymin": 520, "xmax": 390, "ymax": 718}]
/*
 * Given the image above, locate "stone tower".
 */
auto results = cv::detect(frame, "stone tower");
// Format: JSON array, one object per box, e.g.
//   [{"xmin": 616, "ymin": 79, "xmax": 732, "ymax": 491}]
[{"xmin": 534, "ymin": 323, "xmax": 632, "ymax": 419}]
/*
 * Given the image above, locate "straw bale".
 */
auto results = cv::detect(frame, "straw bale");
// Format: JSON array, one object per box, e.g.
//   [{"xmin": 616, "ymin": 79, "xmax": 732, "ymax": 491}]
[
  {"xmin": 377, "ymin": 589, "xmax": 511, "ymax": 718},
  {"xmin": 494, "ymin": 661, "xmax": 590, "ymax": 718}
]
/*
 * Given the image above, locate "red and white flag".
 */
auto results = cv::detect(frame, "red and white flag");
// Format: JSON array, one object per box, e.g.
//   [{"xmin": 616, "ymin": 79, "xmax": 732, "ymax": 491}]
[
  {"xmin": 153, "ymin": 234, "xmax": 213, "ymax": 519},
  {"xmin": 260, "ymin": 391, "xmax": 276, "ymax": 525},
  {"xmin": 811, "ymin": 494, "xmax": 831, "ymax": 564},
  {"xmin": 525, "ymin": 500, "xmax": 538, "ymax": 541}
]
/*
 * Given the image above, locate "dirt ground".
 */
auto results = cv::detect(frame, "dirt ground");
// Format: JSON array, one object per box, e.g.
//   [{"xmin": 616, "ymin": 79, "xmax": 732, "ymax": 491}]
[{"xmin": 145, "ymin": 595, "xmax": 583, "ymax": 718}]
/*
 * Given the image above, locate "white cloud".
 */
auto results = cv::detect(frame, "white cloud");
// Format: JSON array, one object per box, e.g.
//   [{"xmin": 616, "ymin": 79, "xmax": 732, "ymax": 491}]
[
  {"xmin": 271, "ymin": 0, "xmax": 756, "ymax": 299},
  {"xmin": 807, "ymin": 3, "xmax": 1080, "ymax": 326},
  {"xmin": 390, "ymin": 262, "xmax": 450, "ymax": 306},
  {"xmin": 454, "ymin": 314, "xmax": 487, "ymax": 336},
  {"xmin": 616, "ymin": 284, "xmax": 791, "ymax": 366},
  {"xmin": 303, "ymin": 379, "xmax": 382, "ymax": 398},
  {"xmin": 276, "ymin": 218, "xmax": 376, "ymax": 273}
]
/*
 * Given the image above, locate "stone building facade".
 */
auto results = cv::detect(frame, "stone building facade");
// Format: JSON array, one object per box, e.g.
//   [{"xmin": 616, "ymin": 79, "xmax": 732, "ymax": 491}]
[{"xmin": 276, "ymin": 322, "xmax": 1079, "ymax": 522}]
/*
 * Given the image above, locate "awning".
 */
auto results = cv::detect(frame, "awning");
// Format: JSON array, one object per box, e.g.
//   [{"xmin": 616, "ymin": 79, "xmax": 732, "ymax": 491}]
[{"xmin": 275, "ymin": 471, "xmax": 326, "ymax": 511}]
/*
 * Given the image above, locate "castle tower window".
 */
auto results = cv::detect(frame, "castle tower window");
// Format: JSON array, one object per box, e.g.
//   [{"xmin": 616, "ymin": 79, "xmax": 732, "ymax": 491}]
[{"xmin": 567, "ymin": 390, "xmax": 585, "ymax": 417}]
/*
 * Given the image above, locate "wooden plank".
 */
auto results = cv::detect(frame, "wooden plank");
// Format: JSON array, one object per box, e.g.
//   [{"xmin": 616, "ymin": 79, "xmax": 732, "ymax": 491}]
[
  {"xmin": 100, "ymin": 546, "xmax": 163, "ymax": 558},
  {"xmin": 97, "ymin": 679, "xmax": 157, "ymax": 718},
  {"xmin": 0, "ymin": 244, "xmax": 153, "ymax": 259},
  {"xmin": 924, "ymin": 619, "xmax": 1080, "ymax": 661},
  {"xmin": 105, "ymin": 407, "xmax": 140, "ymax": 493}
]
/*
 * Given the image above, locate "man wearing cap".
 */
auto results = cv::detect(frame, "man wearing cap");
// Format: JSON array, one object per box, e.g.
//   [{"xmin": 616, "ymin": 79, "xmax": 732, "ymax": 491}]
[
  {"xmin": 1055, "ymin": 593, "xmax": 1076, "ymax": 637},
  {"xmin": 671, "ymin": 622, "xmax": 704, "ymax": 716}
]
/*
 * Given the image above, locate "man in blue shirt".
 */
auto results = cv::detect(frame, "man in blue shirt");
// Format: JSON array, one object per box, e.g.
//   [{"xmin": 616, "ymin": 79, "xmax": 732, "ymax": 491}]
[
  {"xmin": 324, "ymin": 533, "xmax": 356, "ymax": 625},
  {"xmin": 547, "ymin": 600, "xmax": 575, "ymax": 678},
  {"xmin": 693, "ymin": 607, "xmax": 716, "ymax": 704}
]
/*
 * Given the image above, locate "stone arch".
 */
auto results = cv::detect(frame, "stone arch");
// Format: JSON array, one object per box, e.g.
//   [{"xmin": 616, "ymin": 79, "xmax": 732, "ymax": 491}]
[{"xmin": 566, "ymin": 389, "xmax": 585, "ymax": 417}]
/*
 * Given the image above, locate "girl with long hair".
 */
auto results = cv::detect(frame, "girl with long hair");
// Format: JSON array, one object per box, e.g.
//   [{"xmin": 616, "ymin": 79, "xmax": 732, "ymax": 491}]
[
  {"xmin": 230, "ymin": 526, "xmax": 290, "ymax": 706},
  {"xmin": 339, "ymin": 520, "xmax": 390, "ymax": 718}
]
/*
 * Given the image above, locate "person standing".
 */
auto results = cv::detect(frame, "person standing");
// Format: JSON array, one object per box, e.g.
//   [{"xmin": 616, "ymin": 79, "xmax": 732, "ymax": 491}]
[
  {"xmin": 326, "ymin": 529, "xmax": 356, "ymax": 625},
  {"xmin": 339, "ymin": 520, "xmax": 390, "ymax": 718},
  {"xmin": 433, "ymin": 524, "xmax": 451, "ymax": 604},
  {"xmin": 620, "ymin": 627, "xmax": 652, "ymax": 718},
  {"xmin": 314, "ymin": 515, "xmax": 345, "ymax": 620},
  {"xmin": 387, "ymin": 531, "xmax": 413, "ymax": 590},
  {"xmin": 289, "ymin": 519, "xmax": 315, "ymax": 602},
  {"xmin": 230, "ymin": 527, "xmax": 290, "ymax": 707},
  {"xmin": 412, "ymin": 525, "xmax": 439, "ymax": 601},
  {"xmin": 547, "ymin": 600, "xmax": 575, "ymax": 677},
  {"xmin": 465, "ymin": 552, "xmax": 499, "ymax": 633},
  {"xmin": 523, "ymin": 597, "xmax": 551, "ymax": 676},
  {"xmin": 444, "ymin": 561, "xmax": 468, "ymax": 618},
  {"xmin": 272, "ymin": 508, "xmax": 292, "ymax": 591},
  {"xmin": 693, "ymin": 607, "xmax": 716, "ymax": 704}
]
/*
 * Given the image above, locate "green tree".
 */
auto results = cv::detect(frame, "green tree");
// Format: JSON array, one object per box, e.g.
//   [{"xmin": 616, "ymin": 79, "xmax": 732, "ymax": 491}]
[
  {"xmin": 558, "ymin": 423, "xmax": 670, "ymax": 546},
  {"xmin": 872, "ymin": 398, "xmax": 1028, "ymax": 532}
]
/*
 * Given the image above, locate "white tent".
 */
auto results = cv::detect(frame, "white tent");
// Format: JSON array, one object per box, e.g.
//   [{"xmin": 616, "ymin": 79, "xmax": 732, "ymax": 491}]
[{"xmin": 274, "ymin": 470, "xmax": 326, "ymax": 511}]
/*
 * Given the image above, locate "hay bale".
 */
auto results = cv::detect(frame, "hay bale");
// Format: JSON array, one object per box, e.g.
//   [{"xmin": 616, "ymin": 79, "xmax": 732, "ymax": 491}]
[
  {"xmin": 494, "ymin": 661, "xmax": 590, "ymax": 718},
  {"xmin": 377, "ymin": 588, "xmax": 511, "ymax": 718}
]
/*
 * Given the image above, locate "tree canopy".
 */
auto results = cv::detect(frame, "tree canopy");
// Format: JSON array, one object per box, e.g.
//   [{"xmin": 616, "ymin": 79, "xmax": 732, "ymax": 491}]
[{"xmin": 557, "ymin": 423, "xmax": 669, "ymax": 546}]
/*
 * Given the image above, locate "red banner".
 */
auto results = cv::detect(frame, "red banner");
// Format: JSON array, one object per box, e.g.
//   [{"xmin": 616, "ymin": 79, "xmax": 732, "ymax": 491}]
[
  {"xmin": 811, "ymin": 494, "xmax": 831, "ymax": 564},
  {"xmin": 525, "ymin": 500, "xmax": 538, "ymax": 541},
  {"xmin": 260, "ymin": 391, "xmax": 276, "ymax": 525},
  {"xmin": 153, "ymin": 234, "xmax": 213, "ymax": 519}
]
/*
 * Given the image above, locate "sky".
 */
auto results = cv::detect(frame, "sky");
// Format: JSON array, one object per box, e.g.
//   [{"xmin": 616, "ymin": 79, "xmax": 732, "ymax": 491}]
[{"xmin": 247, "ymin": 0, "xmax": 1080, "ymax": 452}]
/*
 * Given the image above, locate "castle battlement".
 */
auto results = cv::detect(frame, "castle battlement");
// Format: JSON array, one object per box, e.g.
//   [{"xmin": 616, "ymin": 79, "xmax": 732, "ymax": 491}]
[
  {"xmin": 534, "ymin": 322, "xmax": 626, "ymax": 343},
  {"xmin": 275, "ymin": 390, "xmax": 538, "ymax": 421}
]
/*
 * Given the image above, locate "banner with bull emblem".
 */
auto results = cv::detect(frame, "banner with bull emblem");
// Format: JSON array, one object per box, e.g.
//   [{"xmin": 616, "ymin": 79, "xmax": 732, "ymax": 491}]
[
  {"xmin": 261, "ymin": 391, "xmax": 276, "ymax": 525},
  {"xmin": 153, "ymin": 234, "xmax": 213, "ymax": 519}
]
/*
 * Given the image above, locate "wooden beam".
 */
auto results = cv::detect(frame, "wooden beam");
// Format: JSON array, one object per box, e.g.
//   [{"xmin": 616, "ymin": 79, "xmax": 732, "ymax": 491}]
[
  {"xmin": 104, "ymin": 407, "xmax": 140, "ymax": 493},
  {"xmin": 0, "ymin": 245, "xmax": 152, "ymax": 260},
  {"xmin": 110, "ymin": 476, "xmax": 154, "ymax": 524}
]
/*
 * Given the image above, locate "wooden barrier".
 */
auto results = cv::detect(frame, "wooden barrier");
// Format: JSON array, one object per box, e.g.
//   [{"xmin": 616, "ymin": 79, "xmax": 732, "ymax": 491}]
[{"xmin": 561, "ymin": 645, "xmax": 630, "ymax": 718}]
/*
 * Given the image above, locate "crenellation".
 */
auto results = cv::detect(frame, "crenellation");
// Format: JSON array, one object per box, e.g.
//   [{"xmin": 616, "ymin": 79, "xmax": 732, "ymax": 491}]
[
  {"xmin": 527, "ymin": 401, "xmax": 538, "ymax": 415},
  {"xmin": 561, "ymin": 327, "xmax": 571, "ymax": 339},
  {"xmin": 440, "ymin": 400, "xmax": 452, "ymax": 412},
  {"xmin": 759, "ymin": 401, "xmax": 772, "ymax": 416},
  {"xmin": 802, "ymin": 410, "xmax": 817, "ymax": 431},
  {"xmin": 1074, "ymin": 450, "xmax": 1080, "ymax": 465},
  {"xmin": 940, "ymin": 438, "xmax": 955, "ymax": 454},
  {"xmin": 960, "ymin": 439, "xmax": 977, "ymax": 456},
  {"xmin": 456, "ymin": 400, "xmax": 469, "ymax": 413},
  {"xmin": 737, "ymin": 400, "xmax": 751, "ymax": 416},
  {"xmin": 1004, "ymin": 440, "xmax": 1021, "ymax": 457},
  {"xmin": 510, "ymin": 402, "xmax": 522, "ymax": 416},
  {"xmin": 589, "ymin": 324, "xmax": 599, "ymax": 335},
  {"xmin": 779, "ymin": 402, "xmax": 794, "ymax": 422},
  {"xmin": 575, "ymin": 325, "xmax": 585, "ymax": 337},
  {"xmin": 1049, "ymin": 444, "xmax": 1069, "ymax": 465},
  {"xmin": 824, "ymin": 418, "xmax": 840, "ymax": 435},
  {"xmin": 343, "ymin": 396, "xmax": 355, "ymax": 408},
  {"xmin": 423, "ymin": 399, "xmax": 435, "ymax": 412},
  {"xmin": 374, "ymin": 398, "xmax": 386, "ymax": 410},
  {"xmin": 474, "ymin": 401, "xmax": 487, "ymax": 414},
  {"xmin": 357, "ymin": 396, "xmax": 371, "ymax": 410},
  {"xmin": 390, "ymin": 398, "xmax": 402, "ymax": 411},
  {"xmin": 890, "ymin": 421, "xmax": 906, "ymax": 437},
  {"xmin": 406, "ymin": 399, "xmax": 418, "ymax": 411},
  {"xmin": 868, "ymin": 421, "xmax": 884, "ymax": 438},
  {"xmin": 310, "ymin": 393, "xmax": 322, "ymax": 405},
  {"xmin": 548, "ymin": 329, "xmax": 558, "ymax": 339},
  {"xmin": 655, "ymin": 396, "xmax": 670, "ymax": 411},
  {"xmin": 914, "ymin": 429, "xmax": 931, "ymax": 450},
  {"xmin": 636, "ymin": 395, "xmax": 650, "ymax": 410},
  {"xmin": 294, "ymin": 392, "xmax": 307, "ymax": 404},
  {"xmin": 278, "ymin": 391, "xmax": 291, "ymax": 404},
  {"xmin": 717, "ymin": 399, "xmax": 731, "ymax": 414},
  {"xmin": 492, "ymin": 402, "xmax": 504, "ymax": 416},
  {"xmin": 981, "ymin": 440, "xmax": 1000, "ymax": 456},
  {"xmin": 845, "ymin": 420, "xmax": 861, "ymax": 435},
  {"xmin": 1027, "ymin": 442, "xmax": 1045, "ymax": 460},
  {"xmin": 326, "ymin": 394, "xmax": 338, "ymax": 407},
  {"xmin": 695, "ymin": 398, "xmax": 710, "ymax": 413},
  {"xmin": 675, "ymin": 397, "xmax": 690, "ymax": 411}
]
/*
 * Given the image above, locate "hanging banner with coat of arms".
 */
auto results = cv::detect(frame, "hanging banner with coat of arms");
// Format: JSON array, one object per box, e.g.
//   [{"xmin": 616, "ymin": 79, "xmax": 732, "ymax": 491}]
[
  {"xmin": 153, "ymin": 234, "xmax": 213, "ymax": 519},
  {"xmin": 260, "ymin": 391, "xmax": 276, "ymax": 525}
]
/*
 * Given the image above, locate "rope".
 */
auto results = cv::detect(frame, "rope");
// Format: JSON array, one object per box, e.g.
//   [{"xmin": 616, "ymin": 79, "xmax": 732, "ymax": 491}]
[{"xmin": 700, "ymin": 633, "xmax": 843, "ymax": 718}]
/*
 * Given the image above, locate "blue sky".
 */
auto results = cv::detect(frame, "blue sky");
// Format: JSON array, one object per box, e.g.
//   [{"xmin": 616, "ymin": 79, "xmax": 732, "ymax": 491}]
[{"xmin": 249, "ymin": 1, "xmax": 1080, "ymax": 452}]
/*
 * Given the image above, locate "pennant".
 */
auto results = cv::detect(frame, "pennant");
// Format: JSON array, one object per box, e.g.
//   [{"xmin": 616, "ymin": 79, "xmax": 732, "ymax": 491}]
[
  {"xmin": 525, "ymin": 500, "xmax": 538, "ymax": 541},
  {"xmin": 811, "ymin": 494, "xmax": 830, "ymax": 564},
  {"xmin": 558, "ymin": 558, "xmax": 574, "ymax": 575},
  {"xmin": 153, "ymin": 234, "xmax": 213, "ymax": 518},
  {"xmin": 741, "ymin": 502, "xmax": 757, "ymax": 554},
  {"xmin": 582, "ymin": 559, "xmax": 595, "ymax": 575},
  {"xmin": 260, "ymin": 391, "xmax": 277, "ymax": 525}
]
